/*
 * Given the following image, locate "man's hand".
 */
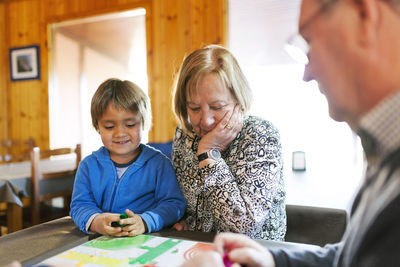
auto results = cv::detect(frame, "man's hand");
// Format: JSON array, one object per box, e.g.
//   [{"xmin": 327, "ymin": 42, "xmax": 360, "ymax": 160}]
[{"xmin": 213, "ymin": 233, "xmax": 276, "ymax": 267}]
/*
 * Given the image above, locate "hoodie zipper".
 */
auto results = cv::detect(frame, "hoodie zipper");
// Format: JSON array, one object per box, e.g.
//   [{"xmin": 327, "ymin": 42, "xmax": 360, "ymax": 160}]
[{"xmin": 107, "ymin": 163, "xmax": 133, "ymax": 211}]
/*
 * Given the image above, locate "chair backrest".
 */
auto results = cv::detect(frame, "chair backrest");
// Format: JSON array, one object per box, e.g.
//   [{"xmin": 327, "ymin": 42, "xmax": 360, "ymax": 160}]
[
  {"xmin": 147, "ymin": 141, "xmax": 173, "ymax": 158},
  {"xmin": 30, "ymin": 144, "xmax": 81, "ymax": 225},
  {"xmin": 0, "ymin": 138, "xmax": 35, "ymax": 163},
  {"xmin": 285, "ymin": 204, "xmax": 348, "ymax": 246}
]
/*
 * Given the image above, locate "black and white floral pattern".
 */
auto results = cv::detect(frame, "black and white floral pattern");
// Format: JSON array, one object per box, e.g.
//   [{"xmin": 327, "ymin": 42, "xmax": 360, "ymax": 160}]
[{"xmin": 172, "ymin": 116, "xmax": 286, "ymax": 240}]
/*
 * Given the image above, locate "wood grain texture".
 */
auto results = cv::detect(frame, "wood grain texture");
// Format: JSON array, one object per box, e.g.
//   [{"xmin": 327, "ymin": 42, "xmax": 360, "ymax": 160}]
[
  {"xmin": 1, "ymin": 0, "xmax": 227, "ymax": 146},
  {"xmin": 0, "ymin": 2, "xmax": 7, "ymax": 141}
]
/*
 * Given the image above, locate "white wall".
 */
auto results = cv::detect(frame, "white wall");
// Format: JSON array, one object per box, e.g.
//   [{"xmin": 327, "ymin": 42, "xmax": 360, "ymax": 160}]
[{"xmin": 228, "ymin": 0, "xmax": 364, "ymax": 210}]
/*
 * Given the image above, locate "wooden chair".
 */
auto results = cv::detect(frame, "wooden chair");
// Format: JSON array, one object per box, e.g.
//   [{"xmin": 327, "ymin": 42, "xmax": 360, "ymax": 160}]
[
  {"xmin": 0, "ymin": 203, "xmax": 7, "ymax": 236},
  {"xmin": 28, "ymin": 144, "xmax": 81, "ymax": 226},
  {"xmin": 0, "ymin": 138, "xmax": 35, "ymax": 163},
  {"xmin": 0, "ymin": 138, "xmax": 35, "ymax": 234}
]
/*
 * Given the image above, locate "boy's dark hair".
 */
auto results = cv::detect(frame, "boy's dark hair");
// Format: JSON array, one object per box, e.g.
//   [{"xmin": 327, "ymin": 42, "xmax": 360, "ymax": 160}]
[{"xmin": 91, "ymin": 78, "xmax": 151, "ymax": 131}]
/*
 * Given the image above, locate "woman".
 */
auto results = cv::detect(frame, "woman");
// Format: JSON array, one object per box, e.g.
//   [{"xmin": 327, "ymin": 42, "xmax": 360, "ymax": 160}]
[{"xmin": 171, "ymin": 45, "xmax": 286, "ymax": 240}]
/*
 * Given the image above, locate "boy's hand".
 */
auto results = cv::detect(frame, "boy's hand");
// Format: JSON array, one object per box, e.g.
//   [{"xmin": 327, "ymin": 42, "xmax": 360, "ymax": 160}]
[
  {"xmin": 90, "ymin": 212, "xmax": 126, "ymax": 236},
  {"xmin": 90, "ymin": 210, "xmax": 147, "ymax": 237},
  {"xmin": 120, "ymin": 209, "xmax": 147, "ymax": 236}
]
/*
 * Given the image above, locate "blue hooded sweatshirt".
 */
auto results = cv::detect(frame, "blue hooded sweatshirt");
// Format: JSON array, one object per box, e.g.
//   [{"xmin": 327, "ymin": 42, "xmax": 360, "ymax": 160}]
[{"xmin": 70, "ymin": 144, "xmax": 186, "ymax": 234}]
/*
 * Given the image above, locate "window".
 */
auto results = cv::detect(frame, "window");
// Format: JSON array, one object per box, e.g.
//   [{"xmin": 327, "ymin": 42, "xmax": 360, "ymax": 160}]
[{"xmin": 228, "ymin": 0, "xmax": 364, "ymax": 209}]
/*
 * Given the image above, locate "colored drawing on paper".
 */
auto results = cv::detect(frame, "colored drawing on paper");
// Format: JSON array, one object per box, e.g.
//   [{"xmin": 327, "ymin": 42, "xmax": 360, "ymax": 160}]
[
  {"xmin": 36, "ymin": 234, "xmax": 213, "ymax": 267},
  {"xmin": 183, "ymin": 242, "xmax": 214, "ymax": 260},
  {"xmin": 85, "ymin": 235, "xmax": 154, "ymax": 250},
  {"xmin": 130, "ymin": 237, "xmax": 182, "ymax": 264}
]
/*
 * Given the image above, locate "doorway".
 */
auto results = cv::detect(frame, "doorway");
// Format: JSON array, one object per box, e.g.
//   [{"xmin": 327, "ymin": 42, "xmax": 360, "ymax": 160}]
[{"xmin": 49, "ymin": 8, "xmax": 147, "ymax": 158}]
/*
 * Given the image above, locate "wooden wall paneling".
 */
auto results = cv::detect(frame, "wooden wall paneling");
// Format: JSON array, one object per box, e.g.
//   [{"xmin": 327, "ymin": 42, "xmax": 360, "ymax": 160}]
[
  {"xmin": 149, "ymin": 0, "xmax": 167, "ymax": 142},
  {"xmin": 165, "ymin": 0, "xmax": 192, "ymax": 140},
  {"xmin": 39, "ymin": 0, "xmax": 50, "ymax": 148},
  {"xmin": 153, "ymin": 0, "xmax": 189, "ymax": 142},
  {"xmin": 146, "ymin": 0, "xmax": 159, "ymax": 142},
  {"xmin": 207, "ymin": 0, "xmax": 226, "ymax": 46},
  {"xmin": 2, "ymin": 0, "xmax": 227, "ymax": 146},
  {"xmin": 218, "ymin": 0, "xmax": 228, "ymax": 46},
  {"xmin": 144, "ymin": 0, "xmax": 228, "ymax": 142},
  {"xmin": 159, "ymin": 0, "xmax": 179, "ymax": 142},
  {"xmin": 188, "ymin": 0, "xmax": 202, "ymax": 51},
  {"xmin": 149, "ymin": 0, "xmax": 191, "ymax": 142},
  {"xmin": 149, "ymin": 0, "xmax": 227, "ymax": 142},
  {"xmin": 0, "ymin": 2, "xmax": 7, "ymax": 141},
  {"xmin": 41, "ymin": 0, "xmax": 66, "ymax": 18},
  {"xmin": 189, "ymin": 0, "xmax": 226, "ymax": 50},
  {"xmin": 7, "ymin": 0, "xmax": 50, "ymax": 150},
  {"xmin": 44, "ymin": 0, "xmax": 150, "ymax": 23}
]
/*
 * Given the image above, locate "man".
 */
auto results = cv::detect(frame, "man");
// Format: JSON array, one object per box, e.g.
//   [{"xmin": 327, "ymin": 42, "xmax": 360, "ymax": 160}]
[{"xmin": 181, "ymin": 0, "xmax": 400, "ymax": 266}]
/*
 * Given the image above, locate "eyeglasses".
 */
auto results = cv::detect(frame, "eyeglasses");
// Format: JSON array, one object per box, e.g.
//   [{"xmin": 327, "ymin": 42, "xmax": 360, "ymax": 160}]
[{"xmin": 285, "ymin": 0, "xmax": 338, "ymax": 64}]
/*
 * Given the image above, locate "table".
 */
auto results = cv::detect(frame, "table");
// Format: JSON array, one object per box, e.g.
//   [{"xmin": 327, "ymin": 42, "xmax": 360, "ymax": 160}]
[
  {"xmin": 0, "ymin": 216, "xmax": 320, "ymax": 266},
  {"xmin": 0, "ymin": 155, "xmax": 77, "ymax": 233}
]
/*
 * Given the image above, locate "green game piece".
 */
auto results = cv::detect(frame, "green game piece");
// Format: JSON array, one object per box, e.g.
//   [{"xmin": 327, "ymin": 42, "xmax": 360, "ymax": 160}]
[{"xmin": 111, "ymin": 213, "xmax": 128, "ymax": 227}]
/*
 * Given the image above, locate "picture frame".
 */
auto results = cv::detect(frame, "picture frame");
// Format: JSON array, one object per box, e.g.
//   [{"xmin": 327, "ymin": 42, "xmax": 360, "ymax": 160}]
[{"xmin": 9, "ymin": 45, "xmax": 40, "ymax": 81}]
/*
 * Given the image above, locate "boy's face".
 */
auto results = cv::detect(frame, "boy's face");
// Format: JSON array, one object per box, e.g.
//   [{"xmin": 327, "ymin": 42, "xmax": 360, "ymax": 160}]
[{"xmin": 97, "ymin": 103, "xmax": 142, "ymax": 164}]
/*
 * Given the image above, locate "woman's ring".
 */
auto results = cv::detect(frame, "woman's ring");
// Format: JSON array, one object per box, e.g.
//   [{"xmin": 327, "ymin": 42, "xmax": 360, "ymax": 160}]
[{"xmin": 225, "ymin": 124, "xmax": 233, "ymax": 130}]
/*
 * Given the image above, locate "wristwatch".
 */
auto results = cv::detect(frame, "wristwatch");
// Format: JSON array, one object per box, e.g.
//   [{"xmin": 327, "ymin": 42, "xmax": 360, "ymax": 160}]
[{"xmin": 197, "ymin": 148, "xmax": 221, "ymax": 162}]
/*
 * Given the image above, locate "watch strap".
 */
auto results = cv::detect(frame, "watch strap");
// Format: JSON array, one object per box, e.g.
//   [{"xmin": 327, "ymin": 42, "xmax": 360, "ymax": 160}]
[{"xmin": 197, "ymin": 152, "xmax": 209, "ymax": 162}]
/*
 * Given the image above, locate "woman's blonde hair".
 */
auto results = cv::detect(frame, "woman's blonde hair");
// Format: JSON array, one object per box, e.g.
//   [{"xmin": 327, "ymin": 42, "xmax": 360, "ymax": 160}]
[
  {"xmin": 91, "ymin": 78, "xmax": 152, "ymax": 131},
  {"xmin": 172, "ymin": 45, "xmax": 253, "ymax": 133}
]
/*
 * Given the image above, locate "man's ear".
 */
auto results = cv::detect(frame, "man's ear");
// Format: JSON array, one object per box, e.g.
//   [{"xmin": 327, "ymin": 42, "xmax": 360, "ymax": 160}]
[{"xmin": 357, "ymin": 0, "xmax": 380, "ymax": 44}]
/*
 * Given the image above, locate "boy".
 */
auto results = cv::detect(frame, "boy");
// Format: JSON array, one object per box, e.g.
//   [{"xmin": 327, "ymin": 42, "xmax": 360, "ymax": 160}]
[{"xmin": 70, "ymin": 78, "xmax": 186, "ymax": 236}]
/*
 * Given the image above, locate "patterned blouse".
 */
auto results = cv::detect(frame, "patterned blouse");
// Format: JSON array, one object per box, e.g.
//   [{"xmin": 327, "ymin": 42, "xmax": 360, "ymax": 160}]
[{"xmin": 172, "ymin": 115, "xmax": 286, "ymax": 240}]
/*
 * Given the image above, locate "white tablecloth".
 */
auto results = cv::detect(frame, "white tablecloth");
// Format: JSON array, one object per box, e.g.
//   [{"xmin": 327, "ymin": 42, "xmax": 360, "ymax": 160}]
[{"xmin": 0, "ymin": 154, "xmax": 77, "ymax": 181}]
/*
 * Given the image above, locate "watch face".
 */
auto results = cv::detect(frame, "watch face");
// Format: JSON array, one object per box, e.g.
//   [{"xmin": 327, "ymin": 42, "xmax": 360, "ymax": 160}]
[{"xmin": 210, "ymin": 149, "xmax": 221, "ymax": 160}]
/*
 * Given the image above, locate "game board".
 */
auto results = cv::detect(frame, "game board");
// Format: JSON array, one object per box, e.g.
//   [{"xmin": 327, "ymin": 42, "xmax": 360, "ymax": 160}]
[{"xmin": 36, "ymin": 234, "xmax": 213, "ymax": 267}]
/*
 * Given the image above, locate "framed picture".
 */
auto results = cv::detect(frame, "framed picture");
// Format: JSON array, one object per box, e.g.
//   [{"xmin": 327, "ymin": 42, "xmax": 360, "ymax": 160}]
[{"xmin": 9, "ymin": 45, "xmax": 40, "ymax": 81}]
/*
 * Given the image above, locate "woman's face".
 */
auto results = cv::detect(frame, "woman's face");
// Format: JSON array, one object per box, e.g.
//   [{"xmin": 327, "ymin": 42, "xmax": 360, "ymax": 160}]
[{"xmin": 186, "ymin": 73, "xmax": 236, "ymax": 137}]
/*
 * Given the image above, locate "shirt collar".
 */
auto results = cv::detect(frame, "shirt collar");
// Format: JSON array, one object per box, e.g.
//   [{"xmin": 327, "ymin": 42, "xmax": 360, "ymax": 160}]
[{"xmin": 358, "ymin": 91, "xmax": 400, "ymax": 162}]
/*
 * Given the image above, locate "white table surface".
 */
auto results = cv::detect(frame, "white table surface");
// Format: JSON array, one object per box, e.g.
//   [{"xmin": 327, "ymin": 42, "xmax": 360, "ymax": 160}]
[{"xmin": 0, "ymin": 154, "xmax": 77, "ymax": 181}]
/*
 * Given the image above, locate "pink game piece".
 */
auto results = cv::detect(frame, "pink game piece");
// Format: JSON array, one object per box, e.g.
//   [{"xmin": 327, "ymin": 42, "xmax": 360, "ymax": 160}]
[{"xmin": 223, "ymin": 253, "xmax": 233, "ymax": 267}]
